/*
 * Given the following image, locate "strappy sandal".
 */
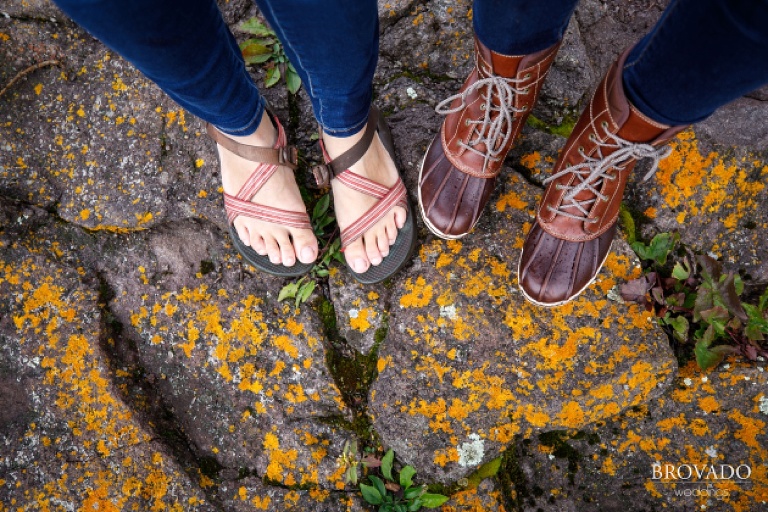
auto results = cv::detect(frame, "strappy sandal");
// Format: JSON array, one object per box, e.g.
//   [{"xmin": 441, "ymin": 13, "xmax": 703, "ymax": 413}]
[
  {"xmin": 207, "ymin": 114, "xmax": 315, "ymax": 278},
  {"xmin": 312, "ymin": 107, "xmax": 417, "ymax": 284}
]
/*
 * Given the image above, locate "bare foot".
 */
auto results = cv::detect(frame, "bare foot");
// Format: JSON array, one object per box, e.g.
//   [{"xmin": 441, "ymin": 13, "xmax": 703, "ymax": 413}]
[
  {"xmin": 322, "ymin": 127, "xmax": 407, "ymax": 274},
  {"xmin": 216, "ymin": 111, "xmax": 318, "ymax": 267}
]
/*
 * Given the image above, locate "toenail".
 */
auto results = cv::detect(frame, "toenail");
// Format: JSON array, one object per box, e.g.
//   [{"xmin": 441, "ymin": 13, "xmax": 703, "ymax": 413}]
[
  {"xmin": 371, "ymin": 256, "xmax": 383, "ymax": 266},
  {"xmin": 301, "ymin": 246, "xmax": 316, "ymax": 262},
  {"xmin": 270, "ymin": 255, "xmax": 281, "ymax": 264},
  {"xmin": 353, "ymin": 258, "xmax": 368, "ymax": 273}
]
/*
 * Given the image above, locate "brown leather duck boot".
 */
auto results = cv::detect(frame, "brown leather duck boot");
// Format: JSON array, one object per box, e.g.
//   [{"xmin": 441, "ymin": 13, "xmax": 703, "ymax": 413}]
[
  {"xmin": 518, "ymin": 49, "xmax": 686, "ymax": 307},
  {"xmin": 418, "ymin": 37, "xmax": 560, "ymax": 239}
]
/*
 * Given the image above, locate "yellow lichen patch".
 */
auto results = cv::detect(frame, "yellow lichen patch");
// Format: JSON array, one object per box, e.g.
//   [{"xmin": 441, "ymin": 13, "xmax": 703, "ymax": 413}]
[
  {"xmin": 349, "ymin": 307, "xmax": 375, "ymax": 332},
  {"xmin": 399, "ymin": 276, "xmax": 434, "ymax": 308},
  {"xmin": 3, "ymin": 256, "xmax": 208, "ymax": 509}
]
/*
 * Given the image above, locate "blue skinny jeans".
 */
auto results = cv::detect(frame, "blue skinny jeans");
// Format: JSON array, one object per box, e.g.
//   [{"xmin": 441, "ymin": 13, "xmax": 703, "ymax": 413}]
[{"xmin": 55, "ymin": 0, "xmax": 768, "ymax": 134}]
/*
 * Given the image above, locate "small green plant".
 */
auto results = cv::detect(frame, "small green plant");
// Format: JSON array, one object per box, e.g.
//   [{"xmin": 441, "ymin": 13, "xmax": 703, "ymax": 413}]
[
  {"xmin": 278, "ymin": 194, "xmax": 343, "ymax": 306},
  {"xmin": 239, "ymin": 18, "xmax": 302, "ymax": 94},
  {"xmin": 622, "ymin": 232, "xmax": 768, "ymax": 370},
  {"xmin": 358, "ymin": 449, "xmax": 449, "ymax": 512}
]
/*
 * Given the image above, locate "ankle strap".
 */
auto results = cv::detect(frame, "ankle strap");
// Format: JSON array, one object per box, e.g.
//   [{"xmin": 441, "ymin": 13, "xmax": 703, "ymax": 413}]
[
  {"xmin": 206, "ymin": 122, "xmax": 298, "ymax": 170},
  {"xmin": 312, "ymin": 108, "xmax": 380, "ymax": 187}
]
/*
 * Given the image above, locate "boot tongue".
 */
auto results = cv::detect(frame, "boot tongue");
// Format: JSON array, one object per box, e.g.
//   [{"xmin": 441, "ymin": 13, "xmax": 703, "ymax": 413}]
[{"xmin": 475, "ymin": 40, "xmax": 523, "ymax": 78}]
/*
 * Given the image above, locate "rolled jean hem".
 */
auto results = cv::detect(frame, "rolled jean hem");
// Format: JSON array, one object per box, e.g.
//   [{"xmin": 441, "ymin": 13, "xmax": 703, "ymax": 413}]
[
  {"xmin": 320, "ymin": 111, "xmax": 371, "ymax": 138},
  {"xmin": 214, "ymin": 95, "xmax": 268, "ymax": 137}
]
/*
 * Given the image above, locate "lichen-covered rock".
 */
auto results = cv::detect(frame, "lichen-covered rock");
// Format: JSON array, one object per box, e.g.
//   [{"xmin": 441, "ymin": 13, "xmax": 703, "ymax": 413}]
[
  {"xmin": 216, "ymin": 478, "xmax": 367, "ymax": 511},
  {"xmin": 1, "ymin": 0, "xmax": 62, "ymax": 20},
  {"xmin": 370, "ymin": 169, "xmax": 677, "ymax": 484},
  {"xmin": 626, "ymin": 130, "xmax": 768, "ymax": 286},
  {"xmin": 98, "ymin": 219, "xmax": 354, "ymax": 490},
  {"xmin": 329, "ymin": 268, "xmax": 391, "ymax": 355},
  {"xmin": 508, "ymin": 359, "xmax": 768, "ymax": 512},
  {"xmin": 440, "ymin": 479, "xmax": 509, "ymax": 511},
  {"xmin": 0, "ymin": 215, "xmax": 214, "ymax": 511},
  {"xmin": 534, "ymin": 17, "xmax": 596, "ymax": 126},
  {"xmin": 0, "ymin": 19, "xmax": 173, "ymax": 229}
]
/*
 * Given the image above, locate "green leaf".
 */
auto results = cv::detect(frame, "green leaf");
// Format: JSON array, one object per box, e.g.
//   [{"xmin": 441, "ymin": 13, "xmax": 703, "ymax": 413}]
[
  {"xmin": 315, "ymin": 268, "xmax": 330, "ymax": 277},
  {"xmin": 420, "ymin": 494, "xmax": 450, "ymax": 508},
  {"xmin": 394, "ymin": 504, "xmax": 407, "ymax": 512},
  {"xmin": 241, "ymin": 41, "xmax": 273, "ymax": 62},
  {"xmin": 239, "ymin": 18, "xmax": 274, "ymax": 36},
  {"xmin": 399, "ymin": 466, "xmax": 416, "ymax": 489},
  {"xmin": 630, "ymin": 232, "xmax": 678, "ymax": 265},
  {"xmin": 381, "ymin": 449, "xmax": 395, "ymax": 482},
  {"xmin": 295, "ymin": 280, "xmax": 316, "ymax": 306},
  {"xmin": 734, "ymin": 274, "xmax": 744, "ymax": 296},
  {"xmin": 759, "ymin": 288, "xmax": 768, "ymax": 312},
  {"xmin": 346, "ymin": 465, "xmax": 358, "ymax": 485},
  {"xmin": 265, "ymin": 66, "xmax": 281, "ymax": 88},
  {"xmin": 700, "ymin": 306, "xmax": 730, "ymax": 335},
  {"xmin": 360, "ymin": 483, "xmax": 383, "ymax": 505},
  {"xmin": 312, "ymin": 194, "xmax": 331, "ymax": 221},
  {"xmin": 671, "ymin": 261, "xmax": 690, "ymax": 280},
  {"xmin": 286, "ymin": 68, "xmax": 302, "ymax": 94},
  {"xmin": 369, "ymin": 476, "xmax": 388, "ymax": 500},
  {"xmin": 407, "ymin": 499, "xmax": 423, "ymax": 512},
  {"xmin": 404, "ymin": 486, "xmax": 424, "ymax": 500},
  {"xmin": 278, "ymin": 282, "xmax": 299, "ymax": 302},
  {"xmin": 662, "ymin": 314, "xmax": 689, "ymax": 342},
  {"xmin": 695, "ymin": 340, "xmax": 726, "ymax": 371}
]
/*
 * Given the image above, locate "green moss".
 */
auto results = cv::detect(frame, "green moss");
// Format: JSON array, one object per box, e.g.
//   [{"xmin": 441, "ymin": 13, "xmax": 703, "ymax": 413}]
[
  {"xmin": 497, "ymin": 442, "xmax": 530, "ymax": 510},
  {"xmin": 537, "ymin": 430, "xmax": 581, "ymax": 485},
  {"xmin": 526, "ymin": 112, "xmax": 578, "ymax": 138},
  {"xmin": 618, "ymin": 203, "xmax": 637, "ymax": 245},
  {"xmin": 316, "ymin": 298, "xmax": 388, "ymax": 448},
  {"xmin": 198, "ymin": 456, "xmax": 223, "ymax": 480}
]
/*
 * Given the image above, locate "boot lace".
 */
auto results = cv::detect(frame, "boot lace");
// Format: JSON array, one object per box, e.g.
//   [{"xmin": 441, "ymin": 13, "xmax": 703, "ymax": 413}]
[
  {"xmin": 542, "ymin": 126, "xmax": 672, "ymax": 222},
  {"xmin": 436, "ymin": 75, "xmax": 529, "ymax": 174}
]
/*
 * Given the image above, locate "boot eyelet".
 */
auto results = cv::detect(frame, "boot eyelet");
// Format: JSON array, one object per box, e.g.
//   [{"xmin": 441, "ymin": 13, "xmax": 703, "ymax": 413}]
[
  {"xmin": 524, "ymin": 73, "xmax": 531, "ymax": 79},
  {"xmin": 465, "ymin": 119, "xmax": 470, "ymax": 126},
  {"xmin": 521, "ymin": 105, "xmax": 528, "ymax": 111},
  {"xmin": 480, "ymin": 104, "xmax": 486, "ymax": 111},
  {"xmin": 588, "ymin": 134, "xmax": 597, "ymax": 142},
  {"xmin": 523, "ymin": 87, "xmax": 530, "ymax": 94},
  {"xmin": 601, "ymin": 121, "xmax": 609, "ymax": 131}
]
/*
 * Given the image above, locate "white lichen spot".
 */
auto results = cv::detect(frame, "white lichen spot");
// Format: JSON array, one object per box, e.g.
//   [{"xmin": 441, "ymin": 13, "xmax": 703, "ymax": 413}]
[
  {"xmin": 439, "ymin": 305, "xmax": 457, "ymax": 320},
  {"xmin": 705, "ymin": 446, "xmax": 718, "ymax": 458},
  {"xmin": 457, "ymin": 433, "xmax": 484, "ymax": 468},
  {"xmin": 722, "ymin": 364, "xmax": 730, "ymax": 370},
  {"xmin": 349, "ymin": 309, "xmax": 359, "ymax": 319},
  {"xmin": 701, "ymin": 376, "xmax": 708, "ymax": 383},
  {"xmin": 607, "ymin": 286, "xmax": 622, "ymax": 302},
  {"xmin": 406, "ymin": 87, "xmax": 418, "ymax": 99},
  {"xmin": 758, "ymin": 395, "xmax": 768, "ymax": 416},
  {"xmin": 548, "ymin": 454, "xmax": 555, "ymax": 460},
  {"xmin": 683, "ymin": 378, "xmax": 693, "ymax": 387}
]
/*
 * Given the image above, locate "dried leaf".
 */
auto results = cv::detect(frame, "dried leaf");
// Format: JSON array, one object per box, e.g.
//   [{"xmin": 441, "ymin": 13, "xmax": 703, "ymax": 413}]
[
  {"xmin": 718, "ymin": 272, "xmax": 748, "ymax": 321},
  {"xmin": 620, "ymin": 276, "xmax": 652, "ymax": 303}
]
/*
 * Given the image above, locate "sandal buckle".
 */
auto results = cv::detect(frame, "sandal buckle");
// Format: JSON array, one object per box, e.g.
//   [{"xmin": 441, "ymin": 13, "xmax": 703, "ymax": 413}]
[
  {"xmin": 312, "ymin": 164, "xmax": 331, "ymax": 188},
  {"xmin": 279, "ymin": 145, "xmax": 299, "ymax": 169}
]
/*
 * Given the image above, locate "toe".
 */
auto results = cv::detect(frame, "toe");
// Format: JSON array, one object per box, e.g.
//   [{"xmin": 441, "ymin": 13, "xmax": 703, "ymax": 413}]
[
  {"xmin": 264, "ymin": 236, "xmax": 282, "ymax": 265},
  {"xmin": 275, "ymin": 231, "xmax": 296, "ymax": 267},
  {"xmin": 393, "ymin": 206, "xmax": 407, "ymax": 229},
  {"xmin": 376, "ymin": 226, "xmax": 390, "ymax": 258},
  {"xmin": 344, "ymin": 240, "xmax": 370, "ymax": 274},
  {"xmin": 252, "ymin": 235, "xmax": 268, "ymax": 256},
  {"xmin": 384, "ymin": 215, "xmax": 398, "ymax": 245},
  {"xmin": 235, "ymin": 221, "xmax": 251, "ymax": 246},
  {"xmin": 292, "ymin": 229, "xmax": 319, "ymax": 264},
  {"xmin": 364, "ymin": 231, "xmax": 383, "ymax": 266}
]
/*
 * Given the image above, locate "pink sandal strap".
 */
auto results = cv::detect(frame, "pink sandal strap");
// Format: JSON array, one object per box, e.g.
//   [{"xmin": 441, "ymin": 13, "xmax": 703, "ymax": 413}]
[
  {"xmin": 213, "ymin": 117, "xmax": 311, "ymax": 230},
  {"xmin": 337, "ymin": 170, "xmax": 407, "ymax": 249}
]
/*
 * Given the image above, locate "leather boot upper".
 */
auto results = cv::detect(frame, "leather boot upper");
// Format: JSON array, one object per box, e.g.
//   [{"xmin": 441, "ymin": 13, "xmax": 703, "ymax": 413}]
[
  {"xmin": 419, "ymin": 38, "xmax": 560, "ymax": 238},
  {"xmin": 519, "ymin": 49, "xmax": 685, "ymax": 306}
]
